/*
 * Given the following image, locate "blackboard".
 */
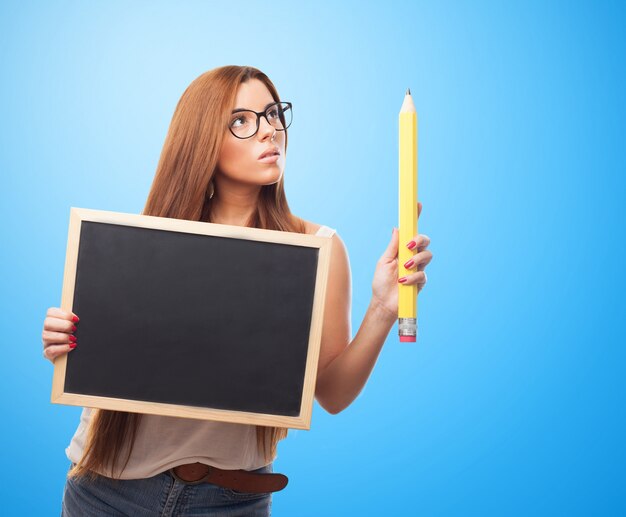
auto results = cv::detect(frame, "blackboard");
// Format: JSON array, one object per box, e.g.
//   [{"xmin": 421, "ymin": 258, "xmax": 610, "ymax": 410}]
[{"xmin": 51, "ymin": 207, "xmax": 333, "ymax": 430}]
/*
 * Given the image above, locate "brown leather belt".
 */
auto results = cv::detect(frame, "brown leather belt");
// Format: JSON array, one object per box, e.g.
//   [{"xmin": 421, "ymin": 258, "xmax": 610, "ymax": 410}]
[{"xmin": 169, "ymin": 462, "xmax": 288, "ymax": 494}]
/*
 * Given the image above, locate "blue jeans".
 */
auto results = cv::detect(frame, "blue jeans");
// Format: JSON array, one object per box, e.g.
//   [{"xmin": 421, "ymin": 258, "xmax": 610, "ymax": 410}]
[{"xmin": 61, "ymin": 463, "xmax": 273, "ymax": 516}]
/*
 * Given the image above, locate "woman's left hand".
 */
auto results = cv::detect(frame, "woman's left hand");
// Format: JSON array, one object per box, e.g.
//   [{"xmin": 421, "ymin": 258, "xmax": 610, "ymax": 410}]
[{"xmin": 371, "ymin": 201, "xmax": 432, "ymax": 317}]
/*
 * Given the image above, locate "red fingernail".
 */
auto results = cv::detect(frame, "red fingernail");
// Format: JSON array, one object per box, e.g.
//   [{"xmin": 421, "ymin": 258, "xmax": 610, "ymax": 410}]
[
  {"xmin": 69, "ymin": 335, "xmax": 77, "ymax": 342},
  {"xmin": 407, "ymin": 241, "xmax": 416, "ymax": 250},
  {"xmin": 72, "ymin": 316, "xmax": 79, "ymax": 323},
  {"xmin": 71, "ymin": 325, "xmax": 77, "ymax": 332},
  {"xmin": 398, "ymin": 277, "xmax": 407, "ymax": 283},
  {"xmin": 404, "ymin": 259, "xmax": 414, "ymax": 269},
  {"xmin": 69, "ymin": 343, "xmax": 77, "ymax": 349}
]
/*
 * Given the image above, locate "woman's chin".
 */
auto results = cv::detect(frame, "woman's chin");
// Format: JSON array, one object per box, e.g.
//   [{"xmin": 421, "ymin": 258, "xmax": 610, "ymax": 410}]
[{"xmin": 258, "ymin": 165, "xmax": 283, "ymax": 180}]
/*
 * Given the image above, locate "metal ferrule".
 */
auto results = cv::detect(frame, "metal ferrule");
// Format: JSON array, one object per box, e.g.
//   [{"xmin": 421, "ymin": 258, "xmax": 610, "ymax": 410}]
[{"xmin": 398, "ymin": 317, "xmax": 417, "ymax": 337}]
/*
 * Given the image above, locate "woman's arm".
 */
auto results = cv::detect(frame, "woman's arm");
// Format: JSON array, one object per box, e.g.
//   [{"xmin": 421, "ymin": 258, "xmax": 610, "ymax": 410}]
[
  {"xmin": 314, "ymin": 232, "xmax": 395, "ymax": 415},
  {"xmin": 315, "ymin": 203, "xmax": 431, "ymax": 415},
  {"xmin": 315, "ymin": 295, "xmax": 395, "ymax": 415}
]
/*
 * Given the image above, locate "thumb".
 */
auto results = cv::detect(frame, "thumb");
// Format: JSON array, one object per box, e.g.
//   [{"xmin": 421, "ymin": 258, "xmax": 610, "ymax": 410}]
[{"xmin": 381, "ymin": 227, "xmax": 399, "ymax": 261}]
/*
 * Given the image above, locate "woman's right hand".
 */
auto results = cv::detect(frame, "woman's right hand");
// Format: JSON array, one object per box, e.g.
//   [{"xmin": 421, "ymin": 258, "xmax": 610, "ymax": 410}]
[{"xmin": 42, "ymin": 307, "xmax": 79, "ymax": 363}]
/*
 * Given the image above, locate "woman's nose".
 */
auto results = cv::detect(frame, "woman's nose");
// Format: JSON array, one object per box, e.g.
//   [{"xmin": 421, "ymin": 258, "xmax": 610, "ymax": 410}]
[{"xmin": 258, "ymin": 115, "xmax": 275, "ymax": 139}]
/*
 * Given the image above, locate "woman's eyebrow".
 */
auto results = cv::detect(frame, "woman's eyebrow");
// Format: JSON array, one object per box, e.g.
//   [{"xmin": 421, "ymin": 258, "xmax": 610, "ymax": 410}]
[{"xmin": 231, "ymin": 101, "xmax": 275, "ymax": 114}]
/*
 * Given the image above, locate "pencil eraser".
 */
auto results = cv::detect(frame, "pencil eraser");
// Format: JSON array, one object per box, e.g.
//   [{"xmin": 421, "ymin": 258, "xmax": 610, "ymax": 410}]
[{"xmin": 399, "ymin": 336, "xmax": 416, "ymax": 342}]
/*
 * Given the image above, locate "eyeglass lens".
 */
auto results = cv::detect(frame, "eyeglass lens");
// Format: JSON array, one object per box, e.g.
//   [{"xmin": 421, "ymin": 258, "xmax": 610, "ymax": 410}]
[{"xmin": 229, "ymin": 102, "xmax": 292, "ymax": 138}]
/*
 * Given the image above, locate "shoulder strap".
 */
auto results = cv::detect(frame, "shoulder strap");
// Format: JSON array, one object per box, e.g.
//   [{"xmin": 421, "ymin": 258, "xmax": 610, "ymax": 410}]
[{"xmin": 315, "ymin": 225, "xmax": 336, "ymax": 237}]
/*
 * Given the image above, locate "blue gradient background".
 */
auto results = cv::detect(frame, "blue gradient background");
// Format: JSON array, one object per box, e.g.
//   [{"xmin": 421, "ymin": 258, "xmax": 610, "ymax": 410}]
[{"xmin": 2, "ymin": 1, "xmax": 624, "ymax": 515}]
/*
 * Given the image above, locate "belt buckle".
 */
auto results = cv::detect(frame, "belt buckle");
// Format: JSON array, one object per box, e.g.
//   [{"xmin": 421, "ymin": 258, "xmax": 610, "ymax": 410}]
[{"xmin": 169, "ymin": 465, "xmax": 211, "ymax": 486}]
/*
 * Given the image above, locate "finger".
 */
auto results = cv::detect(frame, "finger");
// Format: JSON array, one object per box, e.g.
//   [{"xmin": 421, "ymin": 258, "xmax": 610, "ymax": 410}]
[
  {"xmin": 44, "ymin": 316, "xmax": 77, "ymax": 334},
  {"xmin": 406, "ymin": 234, "xmax": 430, "ymax": 251},
  {"xmin": 403, "ymin": 250, "xmax": 433, "ymax": 271},
  {"xmin": 418, "ymin": 201, "xmax": 422, "ymax": 219},
  {"xmin": 42, "ymin": 329, "xmax": 77, "ymax": 345},
  {"xmin": 415, "ymin": 250, "xmax": 433, "ymax": 271},
  {"xmin": 416, "ymin": 234, "xmax": 430, "ymax": 252},
  {"xmin": 46, "ymin": 307, "xmax": 79, "ymax": 323},
  {"xmin": 43, "ymin": 343, "xmax": 76, "ymax": 363},
  {"xmin": 398, "ymin": 270, "xmax": 427, "ymax": 286},
  {"xmin": 418, "ymin": 270, "xmax": 428, "ymax": 290},
  {"xmin": 382, "ymin": 227, "xmax": 399, "ymax": 261}
]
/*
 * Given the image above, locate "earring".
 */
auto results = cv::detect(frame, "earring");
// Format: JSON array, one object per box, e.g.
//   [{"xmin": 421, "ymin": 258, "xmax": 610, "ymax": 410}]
[{"xmin": 207, "ymin": 180, "xmax": 215, "ymax": 200}]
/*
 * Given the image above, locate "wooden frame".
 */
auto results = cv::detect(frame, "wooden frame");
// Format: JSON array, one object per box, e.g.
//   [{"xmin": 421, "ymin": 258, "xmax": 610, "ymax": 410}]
[{"xmin": 51, "ymin": 207, "xmax": 334, "ymax": 430}]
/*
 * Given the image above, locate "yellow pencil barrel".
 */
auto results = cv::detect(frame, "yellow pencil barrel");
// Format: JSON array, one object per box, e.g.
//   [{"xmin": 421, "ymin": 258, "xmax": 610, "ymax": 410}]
[{"xmin": 398, "ymin": 90, "xmax": 417, "ymax": 342}]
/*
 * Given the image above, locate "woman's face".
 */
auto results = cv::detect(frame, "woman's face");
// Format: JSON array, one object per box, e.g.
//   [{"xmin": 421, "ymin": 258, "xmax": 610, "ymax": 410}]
[{"xmin": 216, "ymin": 79, "xmax": 286, "ymax": 189}]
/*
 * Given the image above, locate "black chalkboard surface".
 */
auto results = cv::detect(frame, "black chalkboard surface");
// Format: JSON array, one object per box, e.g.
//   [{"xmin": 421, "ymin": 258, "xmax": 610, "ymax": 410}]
[{"xmin": 51, "ymin": 207, "xmax": 333, "ymax": 430}]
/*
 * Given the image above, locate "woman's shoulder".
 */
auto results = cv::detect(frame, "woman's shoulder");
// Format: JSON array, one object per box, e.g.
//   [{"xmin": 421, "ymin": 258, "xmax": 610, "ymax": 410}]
[
  {"xmin": 292, "ymin": 216, "xmax": 339, "ymax": 239},
  {"xmin": 297, "ymin": 217, "xmax": 349, "ymax": 273},
  {"xmin": 299, "ymin": 218, "xmax": 335, "ymax": 236},
  {"xmin": 303, "ymin": 219, "xmax": 323, "ymax": 235}
]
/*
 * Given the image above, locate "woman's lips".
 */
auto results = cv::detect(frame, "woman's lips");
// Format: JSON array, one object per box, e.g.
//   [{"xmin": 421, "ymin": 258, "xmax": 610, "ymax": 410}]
[
  {"xmin": 258, "ymin": 154, "xmax": 280, "ymax": 163},
  {"xmin": 258, "ymin": 146, "xmax": 280, "ymax": 159}
]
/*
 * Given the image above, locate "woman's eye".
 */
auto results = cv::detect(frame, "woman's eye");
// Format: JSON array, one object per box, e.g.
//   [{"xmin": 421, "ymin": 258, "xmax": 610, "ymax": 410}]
[
  {"xmin": 267, "ymin": 109, "xmax": 279, "ymax": 119},
  {"xmin": 231, "ymin": 116, "xmax": 247, "ymax": 127}
]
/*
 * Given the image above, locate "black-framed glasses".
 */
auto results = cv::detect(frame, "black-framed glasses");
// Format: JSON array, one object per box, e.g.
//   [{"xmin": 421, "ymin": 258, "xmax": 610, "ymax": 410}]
[{"xmin": 228, "ymin": 101, "xmax": 293, "ymax": 139}]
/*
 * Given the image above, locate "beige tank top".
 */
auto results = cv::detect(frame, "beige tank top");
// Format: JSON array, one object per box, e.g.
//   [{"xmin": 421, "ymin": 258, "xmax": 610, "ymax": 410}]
[{"xmin": 65, "ymin": 224, "xmax": 337, "ymax": 479}]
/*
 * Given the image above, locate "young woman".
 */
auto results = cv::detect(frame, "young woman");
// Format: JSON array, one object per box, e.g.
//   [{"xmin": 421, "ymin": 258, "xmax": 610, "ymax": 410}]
[{"xmin": 41, "ymin": 65, "xmax": 433, "ymax": 516}]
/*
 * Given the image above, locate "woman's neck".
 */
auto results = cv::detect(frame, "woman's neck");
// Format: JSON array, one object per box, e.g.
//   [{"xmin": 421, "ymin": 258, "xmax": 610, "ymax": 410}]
[
  {"xmin": 210, "ymin": 199, "xmax": 257, "ymax": 226},
  {"xmin": 209, "ymin": 176, "xmax": 261, "ymax": 226}
]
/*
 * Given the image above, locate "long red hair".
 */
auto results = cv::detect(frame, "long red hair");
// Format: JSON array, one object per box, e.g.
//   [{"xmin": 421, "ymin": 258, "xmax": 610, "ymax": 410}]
[{"xmin": 69, "ymin": 65, "xmax": 305, "ymax": 480}]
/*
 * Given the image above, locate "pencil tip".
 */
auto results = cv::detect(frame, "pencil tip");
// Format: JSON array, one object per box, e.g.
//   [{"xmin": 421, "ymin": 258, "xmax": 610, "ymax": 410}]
[{"xmin": 406, "ymin": 87, "xmax": 411, "ymax": 95}]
